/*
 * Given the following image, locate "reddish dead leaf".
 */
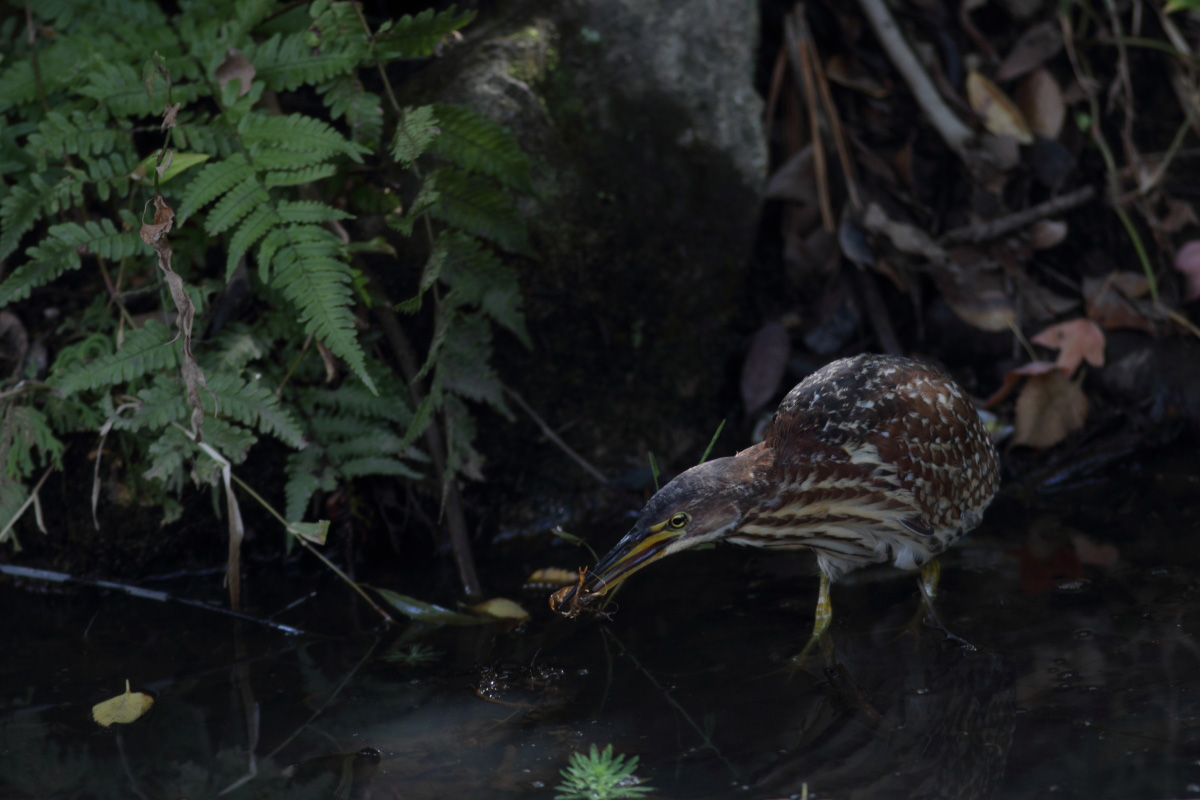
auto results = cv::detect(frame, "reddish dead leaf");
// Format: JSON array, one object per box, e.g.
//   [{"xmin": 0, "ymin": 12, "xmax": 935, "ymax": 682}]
[
  {"xmin": 1031, "ymin": 318, "xmax": 1105, "ymax": 373},
  {"xmin": 967, "ymin": 70, "xmax": 1033, "ymax": 144},
  {"xmin": 1083, "ymin": 272, "xmax": 1153, "ymax": 331},
  {"xmin": 996, "ymin": 21, "xmax": 1063, "ymax": 82},
  {"xmin": 983, "ymin": 360, "xmax": 1059, "ymax": 408},
  {"xmin": 1013, "ymin": 368, "xmax": 1088, "ymax": 448},
  {"xmin": 1173, "ymin": 240, "xmax": 1200, "ymax": 301},
  {"xmin": 1015, "ymin": 68, "xmax": 1064, "ymax": 140},
  {"xmin": 216, "ymin": 48, "xmax": 255, "ymax": 98},
  {"xmin": 740, "ymin": 320, "xmax": 791, "ymax": 416}
]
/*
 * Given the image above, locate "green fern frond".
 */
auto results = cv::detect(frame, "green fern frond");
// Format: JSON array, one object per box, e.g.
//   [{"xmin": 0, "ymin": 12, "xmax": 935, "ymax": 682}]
[
  {"xmin": 0, "ymin": 220, "xmax": 141, "ymax": 308},
  {"xmin": 433, "ymin": 232, "xmax": 530, "ymax": 346},
  {"xmin": 269, "ymin": 225, "xmax": 376, "ymax": 393},
  {"xmin": 239, "ymin": 112, "xmax": 369, "ymax": 164},
  {"xmin": 114, "ymin": 376, "xmax": 187, "ymax": 432},
  {"xmin": 51, "ymin": 320, "xmax": 179, "ymax": 396},
  {"xmin": 198, "ymin": 418, "xmax": 258, "ymax": 467},
  {"xmin": 0, "ymin": 185, "xmax": 45, "ymax": 263},
  {"xmin": 226, "ymin": 205, "xmax": 279, "ymax": 277},
  {"xmin": 374, "ymin": 6, "xmax": 477, "ymax": 61},
  {"xmin": 301, "ymin": 386, "xmax": 410, "ymax": 423},
  {"xmin": 338, "ymin": 456, "xmax": 423, "ymax": 479},
  {"xmin": 27, "ymin": 110, "xmax": 126, "ymax": 168},
  {"xmin": 77, "ymin": 61, "xmax": 202, "ymax": 117},
  {"xmin": 204, "ymin": 372, "xmax": 307, "ymax": 448},
  {"xmin": 143, "ymin": 425, "xmax": 190, "ymax": 489},
  {"xmin": 392, "ymin": 105, "xmax": 439, "ymax": 167},
  {"xmin": 206, "ymin": 176, "xmax": 270, "ymax": 235},
  {"xmin": 321, "ymin": 75, "xmax": 384, "ymax": 147},
  {"xmin": 436, "ymin": 313, "xmax": 509, "ymax": 415},
  {"xmin": 430, "ymin": 104, "xmax": 532, "ymax": 192},
  {"xmin": 178, "ymin": 155, "xmax": 254, "ymax": 223},
  {"xmin": 206, "ymin": 326, "xmax": 267, "ymax": 372},
  {"xmin": 264, "ymin": 163, "xmax": 339, "ymax": 188},
  {"xmin": 429, "ymin": 167, "xmax": 532, "ymax": 255},
  {"xmin": 3, "ymin": 406, "xmax": 65, "ymax": 480},
  {"xmin": 325, "ymin": 431, "xmax": 404, "ymax": 461},
  {"xmin": 253, "ymin": 32, "xmax": 360, "ymax": 92},
  {"xmin": 173, "ymin": 121, "xmax": 241, "ymax": 159},
  {"xmin": 285, "ymin": 448, "xmax": 333, "ymax": 523}
]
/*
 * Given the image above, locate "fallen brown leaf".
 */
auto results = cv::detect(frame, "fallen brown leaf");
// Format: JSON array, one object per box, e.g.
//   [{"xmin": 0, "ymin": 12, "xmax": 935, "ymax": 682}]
[
  {"xmin": 1084, "ymin": 272, "xmax": 1154, "ymax": 331},
  {"xmin": 996, "ymin": 21, "xmax": 1063, "ymax": 82},
  {"xmin": 1031, "ymin": 318, "xmax": 1105, "ymax": 372},
  {"xmin": 741, "ymin": 320, "xmax": 791, "ymax": 416},
  {"xmin": 967, "ymin": 70, "xmax": 1034, "ymax": 145},
  {"xmin": 1015, "ymin": 68, "xmax": 1065, "ymax": 140},
  {"xmin": 1013, "ymin": 368, "xmax": 1088, "ymax": 448},
  {"xmin": 216, "ymin": 48, "xmax": 255, "ymax": 98}
]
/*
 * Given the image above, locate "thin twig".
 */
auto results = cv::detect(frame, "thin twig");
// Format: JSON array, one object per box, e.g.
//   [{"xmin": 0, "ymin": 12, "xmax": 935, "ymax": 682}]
[
  {"xmin": 784, "ymin": 12, "xmax": 834, "ymax": 232},
  {"xmin": 503, "ymin": 385, "xmax": 608, "ymax": 485},
  {"xmin": 794, "ymin": 6, "xmax": 862, "ymax": 212},
  {"xmin": 856, "ymin": 0, "xmax": 975, "ymax": 160},
  {"xmin": 939, "ymin": 185, "xmax": 1096, "ymax": 245}
]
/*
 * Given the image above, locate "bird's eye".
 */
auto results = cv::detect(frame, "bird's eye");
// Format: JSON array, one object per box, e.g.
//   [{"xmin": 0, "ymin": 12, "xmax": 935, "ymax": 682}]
[{"xmin": 668, "ymin": 512, "xmax": 690, "ymax": 529}]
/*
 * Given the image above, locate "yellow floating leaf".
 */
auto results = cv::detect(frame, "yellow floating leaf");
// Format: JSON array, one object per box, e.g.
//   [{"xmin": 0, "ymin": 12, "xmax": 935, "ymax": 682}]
[
  {"xmin": 92, "ymin": 680, "xmax": 154, "ymax": 727},
  {"xmin": 967, "ymin": 70, "xmax": 1034, "ymax": 145},
  {"xmin": 468, "ymin": 597, "xmax": 531, "ymax": 621},
  {"xmin": 523, "ymin": 567, "xmax": 580, "ymax": 589}
]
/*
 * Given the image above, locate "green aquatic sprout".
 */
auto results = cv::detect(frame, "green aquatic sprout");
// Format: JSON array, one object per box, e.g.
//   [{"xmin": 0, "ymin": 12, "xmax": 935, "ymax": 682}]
[{"xmin": 555, "ymin": 744, "xmax": 653, "ymax": 800}]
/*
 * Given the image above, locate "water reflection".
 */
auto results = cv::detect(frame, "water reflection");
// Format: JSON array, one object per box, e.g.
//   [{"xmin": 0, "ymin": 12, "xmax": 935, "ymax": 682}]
[{"xmin": 1, "ymin": 449, "xmax": 1199, "ymax": 798}]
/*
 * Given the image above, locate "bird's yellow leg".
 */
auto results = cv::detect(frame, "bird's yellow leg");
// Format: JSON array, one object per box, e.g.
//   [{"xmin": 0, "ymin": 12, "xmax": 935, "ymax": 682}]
[
  {"xmin": 795, "ymin": 572, "xmax": 833, "ymax": 662},
  {"xmin": 914, "ymin": 558, "xmax": 974, "ymax": 650}
]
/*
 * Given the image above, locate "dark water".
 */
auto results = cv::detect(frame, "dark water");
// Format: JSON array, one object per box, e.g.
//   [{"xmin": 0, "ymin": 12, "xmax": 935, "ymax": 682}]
[{"xmin": 2, "ymin": 448, "xmax": 1199, "ymax": 799}]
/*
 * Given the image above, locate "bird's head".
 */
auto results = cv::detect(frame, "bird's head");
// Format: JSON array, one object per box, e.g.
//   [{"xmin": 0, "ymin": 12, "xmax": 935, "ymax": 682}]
[{"xmin": 550, "ymin": 455, "xmax": 753, "ymax": 617}]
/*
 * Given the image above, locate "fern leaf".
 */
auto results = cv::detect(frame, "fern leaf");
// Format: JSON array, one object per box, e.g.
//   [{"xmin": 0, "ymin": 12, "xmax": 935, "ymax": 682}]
[
  {"xmin": 430, "ymin": 104, "xmax": 532, "ymax": 192},
  {"xmin": 206, "ymin": 418, "xmax": 259, "ymax": 466},
  {"xmin": 374, "ymin": 7, "xmax": 477, "ymax": 61},
  {"xmin": 433, "ymin": 232, "xmax": 530, "ymax": 346},
  {"xmin": 0, "ymin": 220, "xmax": 140, "ymax": 308},
  {"xmin": 113, "ymin": 375, "xmax": 187, "ymax": 432},
  {"xmin": 78, "ymin": 61, "xmax": 202, "ymax": 117},
  {"xmin": 0, "ymin": 185, "xmax": 44, "ymax": 263},
  {"xmin": 326, "ymin": 431, "xmax": 403, "ymax": 460},
  {"xmin": 253, "ymin": 32, "xmax": 360, "ymax": 92},
  {"xmin": 206, "ymin": 176, "xmax": 270, "ymax": 235},
  {"xmin": 264, "ymin": 163, "xmax": 339, "ymax": 188},
  {"xmin": 239, "ymin": 112, "xmax": 369, "ymax": 164},
  {"xmin": 206, "ymin": 326, "xmax": 266, "ymax": 372},
  {"xmin": 27, "ymin": 110, "xmax": 125, "ymax": 169},
  {"xmin": 143, "ymin": 426, "xmax": 191, "ymax": 489},
  {"xmin": 392, "ymin": 105, "xmax": 439, "ymax": 167},
  {"xmin": 277, "ymin": 201, "xmax": 354, "ymax": 225},
  {"xmin": 338, "ymin": 457, "xmax": 423, "ymax": 479},
  {"xmin": 226, "ymin": 205, "xmax": 280, "ymax": 277},
  {"xmin": 285, "ymin": 448, "xmax": 335, "ymax": 523},
  {"xmin": 51, "ymin": 320, "xmax": 179, "ymax": 395},
  {"xmin": 270, "ymin": 225, "xmax": 376, "ymax": 393},
  {"xmin": 321, "ymin": 75, "xmax": 384, "ymax": 147},
  {"xmin": 205, "ymin": 372, "xmax": 307, "ymax": 448},
  {"xmin": 300, "ymin": 387, "xmax": 409, "ymax": 424},
  {"xmin": 437, "ymin": 313, "xmax": 509, "ymax": 416},
  {"xmin": 430, "ymin": 168, "xmax": 532, "ymax": 256},
  {"xmin": 3, "ymin": 405, "xmax": 65, "ymax": 479},
  {"xmin": 178, "ymin": 155, "xmax": 254, "ymax": 223}
]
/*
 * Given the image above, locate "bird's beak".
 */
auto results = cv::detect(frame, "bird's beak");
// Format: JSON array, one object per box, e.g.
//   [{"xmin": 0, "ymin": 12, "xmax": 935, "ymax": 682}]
[{"xmin": 549, "ymin": 524, "xmax": 684, "ymax": 617}]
